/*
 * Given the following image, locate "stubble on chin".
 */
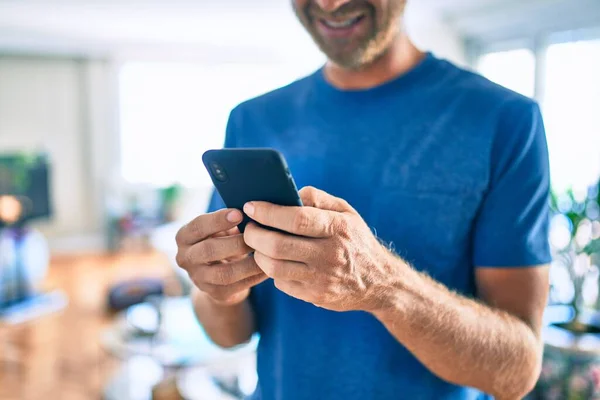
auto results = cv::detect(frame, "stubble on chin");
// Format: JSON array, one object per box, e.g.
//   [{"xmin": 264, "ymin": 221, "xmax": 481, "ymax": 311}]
[{"xmin": 293, "ymin": 1, "xmax": 405, "ymax": 71}]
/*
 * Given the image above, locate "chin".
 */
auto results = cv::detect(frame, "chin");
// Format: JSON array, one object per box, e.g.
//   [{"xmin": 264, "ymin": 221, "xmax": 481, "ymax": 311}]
[
  {"xmin": 332, "ymin": 58, "xmax": 367, "ymax": 71},
  {"xmin": 326, "ymin": 49, "xmax": 382, "ymax": 71},
  {"xmin": 319, "ymin": 44, "xmax": 368, "ymax": 70},
  {"xmin": 317, "ymin": 38, "xmax": 390, "ymax": 71}
]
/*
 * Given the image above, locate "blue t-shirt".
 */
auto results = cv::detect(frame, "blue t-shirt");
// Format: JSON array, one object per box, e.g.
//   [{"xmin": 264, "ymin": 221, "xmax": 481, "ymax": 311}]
[{"xmin": 207, "ymin": 53, "xmax": 551, "ymax": 400}]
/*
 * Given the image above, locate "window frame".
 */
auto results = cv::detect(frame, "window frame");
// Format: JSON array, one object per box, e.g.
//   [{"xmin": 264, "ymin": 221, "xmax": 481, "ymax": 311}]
[{"xmin": 468, "ymin": 27, "xmax": 600, "ymax": 103}]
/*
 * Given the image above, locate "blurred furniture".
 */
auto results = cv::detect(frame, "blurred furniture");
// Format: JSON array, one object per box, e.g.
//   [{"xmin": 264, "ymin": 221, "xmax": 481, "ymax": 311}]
[
  {"xmin": 0, "ymin": 252, "xmax": 171, "ymax": 399},
  {"xmin": 106, "ymin": 185, "xmax": 183, "ymax": 253},
  {"xmin": 0, "ymin": 251, "xmax": 257, "ymax": 400},
  {"xmin": 107, "ymin": 278, "xmax": 164, "ymax": 312},
  {"xmin": 102, "ymin": 297, "xmax": 257, "ymax": 400}
]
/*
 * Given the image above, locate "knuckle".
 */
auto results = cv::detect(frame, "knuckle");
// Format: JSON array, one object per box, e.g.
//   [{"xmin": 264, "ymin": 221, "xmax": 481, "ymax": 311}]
[
  {"xmin": 331, "ymin": 215, "xmax": 351, "ymax": 238},
  {"xmin": 233, "ymin": 235, "xmax": 249, "ymax": 254},
  {"xmin": 320, "ymin": 215, "xmax": 335, "ymax": 237},
  {"xmin": 175, "ymin": 250, "xmax": 185, "ymax": 267},
  {"xmin": 175, "ymin": 226, "xmax": 186, "ymax": 245},
  {"xmin": 303, "ymin": 186, "xmax": 318, "ymax": 196},
  {"xmin": 175, "ymin": 249, "xmax": 192, "ymax": 268},
  {"xmin": 336, "ymin": 215, "xmax": 350, "ymax": 231},
  {"xmin": 300, "ymin": 186, "xmax": 318, "ymax": 203},
  {"xmin": 332, "ymin": 245, "xmax": 349, "ymax": 266},
  {"xmin": 187, "ymin": 219, "xmax": 204, "ymax": 237},
  {"xmin": 292, "ymin": 209, "xmax": 312, "ymax": 232},
  {"xmin": 199, "ymin": 240, "xmax": 217, "ymax": 263}
]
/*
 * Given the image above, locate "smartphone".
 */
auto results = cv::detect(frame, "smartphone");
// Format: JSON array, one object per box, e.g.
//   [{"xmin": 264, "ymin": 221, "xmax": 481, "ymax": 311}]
[{"xmin": 202, "ymin": 148, "xmax": 303, "ymax": 232}]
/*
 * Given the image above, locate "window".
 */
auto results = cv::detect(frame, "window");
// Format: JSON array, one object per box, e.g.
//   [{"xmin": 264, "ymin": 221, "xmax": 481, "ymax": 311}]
[
  {"xmin": 477, "ymin": 49, "xmax": 536, "ymax": 98},
  {"xmin": 119, "ymin": 62, "xmax": 317, "ymax": 188},
  {"xmin": 543, "ymin": 39, "xmax": 600, "ymax": 193},
  {"xmin": 477, "ymin": 40, "xmax": 600, "ymax": 194}
]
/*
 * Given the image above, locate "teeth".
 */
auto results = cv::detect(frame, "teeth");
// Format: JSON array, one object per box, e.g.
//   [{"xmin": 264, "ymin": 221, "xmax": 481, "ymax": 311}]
[{"xmin": 322, "ymin": 16, "xmax": 361, "ymax": 29}]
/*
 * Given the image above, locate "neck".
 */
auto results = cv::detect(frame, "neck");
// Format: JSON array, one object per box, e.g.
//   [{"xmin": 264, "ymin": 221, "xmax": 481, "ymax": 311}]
[{"xmin": 324, "ymin": 33, "xmax": 425, "ymax": 90}]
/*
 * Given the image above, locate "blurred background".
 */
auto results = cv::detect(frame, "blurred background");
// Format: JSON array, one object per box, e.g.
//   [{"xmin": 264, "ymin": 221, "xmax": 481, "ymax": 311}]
[{"xmin": 0, "ymin": 0, "xmax": 599, "ymax": 399}]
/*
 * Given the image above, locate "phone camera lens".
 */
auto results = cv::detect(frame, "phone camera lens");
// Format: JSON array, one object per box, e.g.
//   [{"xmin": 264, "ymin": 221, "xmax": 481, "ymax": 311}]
[{"xmin": 211, "ymin": 162, "xmax": 228, "ymax": 182}]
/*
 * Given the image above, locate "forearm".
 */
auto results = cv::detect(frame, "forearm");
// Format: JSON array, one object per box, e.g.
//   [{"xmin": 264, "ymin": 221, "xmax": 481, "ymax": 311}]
[
  {"xmin": 373, "ymin": 260, "xmax": 542, "ymax": 399},
  {"xmin": 192, "ymin": 288, "xmax": 256, "ymax": 348}
]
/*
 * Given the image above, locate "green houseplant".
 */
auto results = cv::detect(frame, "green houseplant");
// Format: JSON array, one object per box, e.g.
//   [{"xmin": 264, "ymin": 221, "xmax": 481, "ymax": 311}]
[
  {"xmin": 550, "ymin": 183, "xmax": 600, "ymax": 330},
  {"xmin": 533, "ymin": 179, "xmax": 600, "ymax": 400}
]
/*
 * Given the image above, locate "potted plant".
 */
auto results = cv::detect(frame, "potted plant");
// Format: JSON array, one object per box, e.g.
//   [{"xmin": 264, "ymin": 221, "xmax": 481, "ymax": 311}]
[{"xmin": 532, "ymin": 179, "xmax": 600, "ymax": 400}]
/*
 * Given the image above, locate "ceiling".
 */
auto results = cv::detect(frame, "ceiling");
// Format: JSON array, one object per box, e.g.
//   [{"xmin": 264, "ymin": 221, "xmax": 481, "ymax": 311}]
[
  {"xmin": 0, "ymin": 0, "xmax": 599, "ymax": 57},
  {"xmin": 444, "ymin": 0, "xmax": 600, "ymax": 44},
  {"xmin": 0, "ymin": 1, "xmax": 307, "ymax": 58}
]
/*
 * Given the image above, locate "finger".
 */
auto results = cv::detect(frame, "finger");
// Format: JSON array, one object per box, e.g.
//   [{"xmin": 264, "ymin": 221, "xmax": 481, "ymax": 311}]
[
  {"xmin": 193, "ymin": 256, "xmax": 263, "ymax": 286},
  {"xmin": 244, "ymin": 202, "xmax": 336, "ymax": 238},
  {"xmin": 299, "ymin": 186, "xmax": 356, "ymax": 213},
  {"xmin": 197, "ymin": 273, "xmax": 268, "ymax": 301},
  {"xmin": 253, "ymin": 251, "xmax": 312, "ymax": 281},
  {"xmin": 273, "ymin": 279, "xmax": 307, "ymax": 301},
  {"xmin": 244, "ymin": 223, "xmax": 317, "ymax": 262},
  {"xmin": 212, "ymin": 227, "xmax": 241, "ymax": 238},
  {"xmin": 180, "ymin": 234, "xmax": 252, "ymax": 267},
  {"xmin": 224, "ymin": 254, "xmax": 249, "ymax": 263},
  {"xmin": 176, "ymin": 209, "xmax": 243, "ymax": 246}
]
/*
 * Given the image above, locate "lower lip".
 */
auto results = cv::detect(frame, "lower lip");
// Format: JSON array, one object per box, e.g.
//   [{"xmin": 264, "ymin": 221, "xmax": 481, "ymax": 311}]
[{"xmin": 316, "ymin": 17, "xmax": 366, "ymax": 38}]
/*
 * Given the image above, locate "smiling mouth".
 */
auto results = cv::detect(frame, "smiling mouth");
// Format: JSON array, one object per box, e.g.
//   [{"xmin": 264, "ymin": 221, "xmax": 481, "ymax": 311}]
[{"xmin": 319, "ymin": 14, "xmax": 365, "ymax": 30}]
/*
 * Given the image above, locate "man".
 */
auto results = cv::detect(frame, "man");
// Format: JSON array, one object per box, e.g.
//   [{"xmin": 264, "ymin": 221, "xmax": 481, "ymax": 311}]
[{"xmin": 175, "ymin": 0, "xmax": 551, "ymax": 399}]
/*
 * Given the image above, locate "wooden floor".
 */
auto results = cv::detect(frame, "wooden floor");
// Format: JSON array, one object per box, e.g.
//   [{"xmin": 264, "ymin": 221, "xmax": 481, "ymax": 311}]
[{"xmin": 0, "ymin": 252, "xmax": 174, "ymax": 400}]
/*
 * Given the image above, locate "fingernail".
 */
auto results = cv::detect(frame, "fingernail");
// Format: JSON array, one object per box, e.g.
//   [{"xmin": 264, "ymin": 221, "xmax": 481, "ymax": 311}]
[
  {"xmin": 227, "ymin": 210, "xmax": 243, "ymax": 223},
  {"xmin": 244, "ymin": 202, "xmax": 255, "ymax": 217}
]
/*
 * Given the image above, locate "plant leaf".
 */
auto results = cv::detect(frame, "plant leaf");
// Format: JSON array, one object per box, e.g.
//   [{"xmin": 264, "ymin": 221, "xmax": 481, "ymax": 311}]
[{"xmin": 583, "ymin": 238, "xmax": 600, "ymax": 256}]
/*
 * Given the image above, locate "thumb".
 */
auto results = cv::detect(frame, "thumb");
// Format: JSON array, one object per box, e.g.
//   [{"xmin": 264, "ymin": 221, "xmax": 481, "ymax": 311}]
[{"xmin": 299, "ymin": 186, "xmax": 355, "ymax": 213}]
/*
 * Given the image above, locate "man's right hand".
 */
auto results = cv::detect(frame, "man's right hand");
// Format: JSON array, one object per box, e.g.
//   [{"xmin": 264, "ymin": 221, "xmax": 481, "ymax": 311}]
[{"xmin": 176, "ymin": 209, "xmax": 267, "ymax": 306}]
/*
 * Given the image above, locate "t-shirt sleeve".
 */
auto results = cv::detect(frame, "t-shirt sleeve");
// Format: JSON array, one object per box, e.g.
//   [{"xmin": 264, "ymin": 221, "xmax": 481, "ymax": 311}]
[
  {"xmin": 473, "ymin": 99, "xmax": 552, "ymax": 268},
  {"xmin": 206, "ymin": 107, "xmax": 242, "ymax": 213}
]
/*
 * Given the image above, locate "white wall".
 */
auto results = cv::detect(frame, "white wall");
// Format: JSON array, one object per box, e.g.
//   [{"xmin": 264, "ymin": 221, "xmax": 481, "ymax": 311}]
[
  {"xmin": 0, "ymin": 57, "xmax": 86, "ymax": 235},
  {"xmin": 405, "ymin": 4, "xmax": 468, "ymax": 67},
  {"xmin": 0, "ymin": 56, "xmax": 117, "ymax": 252}
]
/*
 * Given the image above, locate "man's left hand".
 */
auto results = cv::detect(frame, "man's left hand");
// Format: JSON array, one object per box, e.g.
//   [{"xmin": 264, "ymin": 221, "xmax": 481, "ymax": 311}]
[{"xmin": 242, "ymin": 186, "xmax": 401, "ymax": 312}]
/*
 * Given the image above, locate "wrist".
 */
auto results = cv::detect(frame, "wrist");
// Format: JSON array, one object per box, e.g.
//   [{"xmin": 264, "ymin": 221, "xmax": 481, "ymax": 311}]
[{"xmin": 365, "ymin": 250, "xmax": 422, "ymax": 320}]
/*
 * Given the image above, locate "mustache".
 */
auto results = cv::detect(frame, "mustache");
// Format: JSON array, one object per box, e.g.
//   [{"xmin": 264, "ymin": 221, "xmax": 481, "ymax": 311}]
[{"xmin": 306, "ymin": 0, "xmax": 374, "ymax": 19}]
